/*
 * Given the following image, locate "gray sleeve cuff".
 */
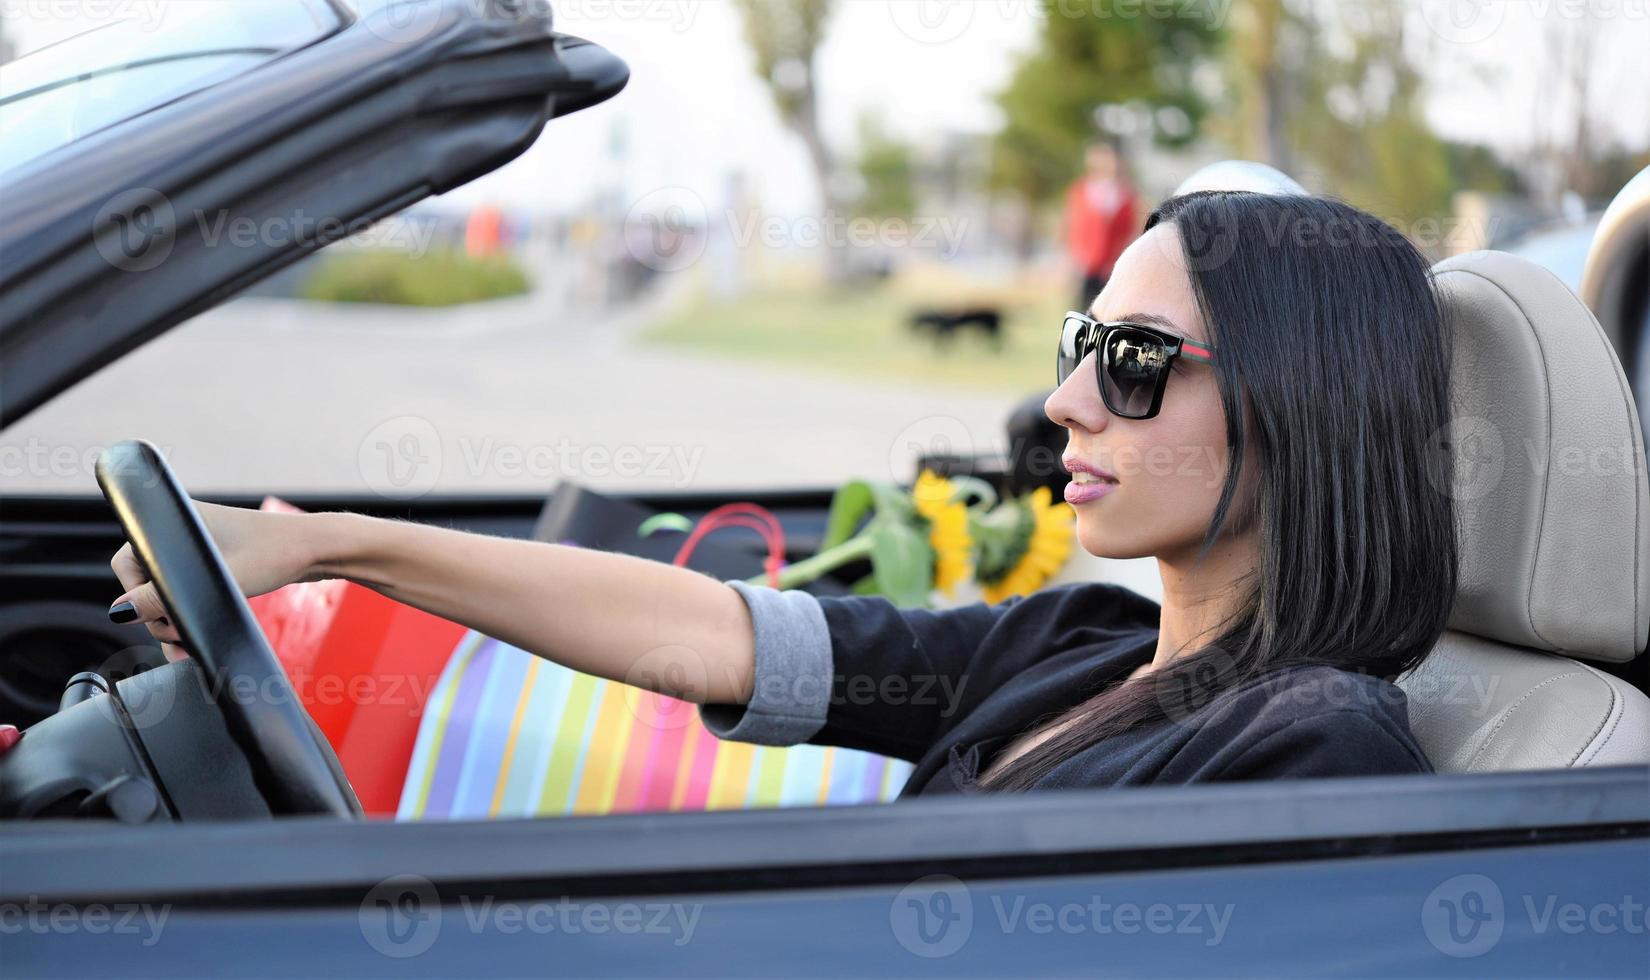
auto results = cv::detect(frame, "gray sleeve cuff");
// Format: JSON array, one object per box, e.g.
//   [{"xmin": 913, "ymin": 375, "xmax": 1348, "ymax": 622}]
[{"xmin": 699, "ymin": 579, "xmax": 833, "ymax": 746}]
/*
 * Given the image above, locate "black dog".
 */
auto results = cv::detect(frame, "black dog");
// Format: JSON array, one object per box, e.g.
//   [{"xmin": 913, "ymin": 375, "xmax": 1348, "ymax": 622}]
[{"xmin": 908, "ymin": 307, "xmax": 1003, "ymax": 348}]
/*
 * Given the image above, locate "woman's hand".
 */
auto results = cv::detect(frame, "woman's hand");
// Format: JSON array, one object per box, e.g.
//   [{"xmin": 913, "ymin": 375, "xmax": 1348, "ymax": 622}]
[{"xmin": 108, "ymin": 501, "xmax": 319, "ymax": 660}]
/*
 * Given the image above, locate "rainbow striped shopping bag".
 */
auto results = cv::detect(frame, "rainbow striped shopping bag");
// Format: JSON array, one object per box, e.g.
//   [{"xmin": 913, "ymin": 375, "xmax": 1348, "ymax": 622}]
[{"xmin": 397, "ymin": 632, "xmax": 912, "ymax": 819}]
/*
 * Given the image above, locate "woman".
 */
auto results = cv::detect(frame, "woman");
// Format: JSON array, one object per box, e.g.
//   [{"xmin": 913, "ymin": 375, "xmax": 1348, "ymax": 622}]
[{"xmin": 106, "ymin": 191, "xmax": 1457, "ymax": 795}]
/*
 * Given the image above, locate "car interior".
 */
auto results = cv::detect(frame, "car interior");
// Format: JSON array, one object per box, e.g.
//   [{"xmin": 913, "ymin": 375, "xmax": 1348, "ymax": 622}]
[
  {"xmin": 1397, "ymin": 251, "xmax": 1649, "ymax": 771},
  {"xmin": 4, "ymin": 245, "xmax": 1648, "ymax": 824},
  {"xmin": 2, "ymin": 2, "xmax": 1646, "ymax": 973},
  {"xmin": 0, "ymin": 0, "xmax": 1644, "ymax": 826}
]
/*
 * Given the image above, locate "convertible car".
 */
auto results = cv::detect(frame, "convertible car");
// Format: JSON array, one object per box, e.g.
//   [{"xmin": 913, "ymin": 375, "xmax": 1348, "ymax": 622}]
[{"xmin": 1, "ymin": 1, "xmax": 1647, "ymax": 975}]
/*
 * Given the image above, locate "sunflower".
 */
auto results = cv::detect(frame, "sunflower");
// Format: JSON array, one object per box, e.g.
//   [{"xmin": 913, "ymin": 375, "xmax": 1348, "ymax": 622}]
[
  {"xmin": 911, "ymin": 469, "xmax": 973, "ymax": 596},
  {"xmin": 972, "ymin": 486, "xmax": 1076, "ymax": 603}
]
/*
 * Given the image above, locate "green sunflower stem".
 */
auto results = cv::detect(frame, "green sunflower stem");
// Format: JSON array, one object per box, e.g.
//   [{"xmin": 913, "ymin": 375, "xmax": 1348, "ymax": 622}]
[{"xmin": 750, "ymin": 533, "xmax": 876, "ymax": 590}]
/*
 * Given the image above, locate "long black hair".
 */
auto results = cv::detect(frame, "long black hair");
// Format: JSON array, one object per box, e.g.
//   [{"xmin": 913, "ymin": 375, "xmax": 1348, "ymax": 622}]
[{"xmin": 981, "ymin": 191, "xmax": 1458, "ymax": 791}]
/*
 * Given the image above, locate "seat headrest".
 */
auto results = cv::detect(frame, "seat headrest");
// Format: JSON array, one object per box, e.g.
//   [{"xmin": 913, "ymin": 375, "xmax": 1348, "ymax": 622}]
[{"xmin": 1436, "ymin": 251, "xmax": 1650, "ymax": 663}]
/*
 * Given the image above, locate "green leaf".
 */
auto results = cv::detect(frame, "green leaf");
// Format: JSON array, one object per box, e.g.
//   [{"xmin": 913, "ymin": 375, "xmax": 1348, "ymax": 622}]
[
  {"xmin": 867, "ymin": 480, "xmax": 916, "ymax": 523},
  {"xmin": 819, "ymin": 480, "xmax": 873, "ymax": 552},
  {"xmin": 869, "ymin": 521, "xmax": 934, "ymax": 608},
  {"xmin": 849, "ymin": 573, "xmax": 881, "ymax": 595}
]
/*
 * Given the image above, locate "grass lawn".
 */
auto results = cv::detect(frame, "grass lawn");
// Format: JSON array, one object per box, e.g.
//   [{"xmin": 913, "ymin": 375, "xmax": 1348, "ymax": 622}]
[
  {"xmin": 640, "ymin": 266, "xmax": 1069, "ymax": 393},
  {"xmin": 302, "ymin": 248, "xmax": 531, "ymax": 307}
]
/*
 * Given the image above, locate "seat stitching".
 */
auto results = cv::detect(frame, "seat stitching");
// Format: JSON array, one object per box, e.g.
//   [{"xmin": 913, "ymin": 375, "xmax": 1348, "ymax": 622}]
[
  {"xmin": 1572, "ymin": 662, "xmax": 1625, "ymax": 766},
  {"xmin": 1463, "ymin": 669, "xmax": 1592, "ymax": 768}
]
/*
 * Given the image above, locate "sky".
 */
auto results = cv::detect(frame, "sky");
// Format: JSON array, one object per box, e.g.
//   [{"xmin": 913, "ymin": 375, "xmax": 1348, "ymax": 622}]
[{"xmin": 4, "ymin": 0, "xmax": 1647, "ymax": 218}]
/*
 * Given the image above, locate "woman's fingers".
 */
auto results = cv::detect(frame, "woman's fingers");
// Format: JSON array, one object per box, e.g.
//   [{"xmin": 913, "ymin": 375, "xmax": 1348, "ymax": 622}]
[
  {"xmin": 109, "ymin": 551, "xmax": 188, "ymax": 648},
  {"xmin": 110, "ymin": 581, "xmax": 168, "ymax": 627},
  {"xmin": 109, "ymin": 542, "xmax": 148, "ymax": 595},
  {"xmin": 110, "ymin": 543, "xmax": 190, "ymax": 657}
]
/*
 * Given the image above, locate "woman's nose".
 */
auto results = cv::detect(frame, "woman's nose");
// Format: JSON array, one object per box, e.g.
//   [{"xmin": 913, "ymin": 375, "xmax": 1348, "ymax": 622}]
[{"xmin": 1045, "ymin": 353, "xmax": 1110, "ymax": 433}]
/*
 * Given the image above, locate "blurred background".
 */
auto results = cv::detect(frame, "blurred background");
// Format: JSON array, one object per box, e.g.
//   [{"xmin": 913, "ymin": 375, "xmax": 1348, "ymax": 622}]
[{"xmin": 2, "ymin": 0, "xmax": 1647, "ymax": 498}]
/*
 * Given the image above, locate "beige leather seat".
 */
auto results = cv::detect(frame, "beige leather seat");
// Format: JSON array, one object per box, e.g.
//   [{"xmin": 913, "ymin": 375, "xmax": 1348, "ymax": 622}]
[
  {"xmin": 1397, "ymin": 251, "xmax": 1650, "ymax": 771},
  {"xmin": 1043, "ymin": 249, "xmax": 1650, "ymax": 771}
]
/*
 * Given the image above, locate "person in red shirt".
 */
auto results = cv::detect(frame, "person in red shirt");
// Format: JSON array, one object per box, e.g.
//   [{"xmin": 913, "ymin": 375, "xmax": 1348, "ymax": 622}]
[{"xmin": 1063, "ymin": 140, "xmax": 1139, "ymax": 311}]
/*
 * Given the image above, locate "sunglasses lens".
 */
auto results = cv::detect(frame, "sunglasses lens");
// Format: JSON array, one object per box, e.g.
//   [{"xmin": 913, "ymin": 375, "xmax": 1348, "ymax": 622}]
[
  {"xmin": 1056, "ymin": 314, "xmax": 1087, "ymax": 385},
  {"xmin": 1101, "ymin": 327, "xmax": 1169, "ymax": 418}
]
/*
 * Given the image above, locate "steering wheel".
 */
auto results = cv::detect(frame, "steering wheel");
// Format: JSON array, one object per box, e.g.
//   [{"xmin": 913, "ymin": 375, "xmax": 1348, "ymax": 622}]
[{"xmin": 96, "ymin": 440, "xmax": 360, "ymax": 817}]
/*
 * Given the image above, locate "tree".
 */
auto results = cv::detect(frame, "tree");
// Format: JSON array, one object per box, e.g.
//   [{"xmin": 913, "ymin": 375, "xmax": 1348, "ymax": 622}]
[
  {"xmin": 732, "ymin": 0, "xmax": 846, "ymax": 277},
  {"xmin": 1223, "ymin": 1, "xmax": 1461, "ymax": 230},
  {"xmin": 989, "ymin": 2, "xmax": 1227, "ymax": 210},
  {"xmin": 852, "ymin": 112, "xmax": 917, "ymax": 222},
  {"xmin": 1228, "ymin": 0, "xmax": 1300, "ymax": 174}
]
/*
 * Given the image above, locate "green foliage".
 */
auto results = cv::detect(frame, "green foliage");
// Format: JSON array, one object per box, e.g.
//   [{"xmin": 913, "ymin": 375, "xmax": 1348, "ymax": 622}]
[
  {"xmin": 854, "ymin": 112, "xmax": 917, "ymax": 221},
  {"xmin": 989, "ymin": 2, "xmax": 1227, "ymax": 204},
  {"xmin": 821, "ymin": 480, "xmax": 875, "ymax": 552},
  {"xmin": 1272, "ymin": 2, "xmax": 1455, "ymax": 225},
  {"xmin": 788, "ymin": 477, "xmax": 932, "ymax": 605},
  {"xmin": 1445, "ymin": 141, "xmax": 1524, "ymax": 195},
  {"xmin": 301, "ymin": 249, "xmax": 530, "ymax": 307},
  {"xmin": 731, "ymin": 0, "xmax": 834, "ymax": 128},
  {"xmin": 1220, "ymin": 0, "xmax": 1519, "ymax": 231},
  {"xmin": 868, "ymin": 520, "xmax": 934, "ymax": 608}
]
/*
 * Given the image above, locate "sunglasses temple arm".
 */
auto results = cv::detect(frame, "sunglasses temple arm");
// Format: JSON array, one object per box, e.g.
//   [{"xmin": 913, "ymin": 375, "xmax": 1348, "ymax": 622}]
[{"xmin": 1179, "ymin": 340, "xmax": 1216, "ymax": 364}]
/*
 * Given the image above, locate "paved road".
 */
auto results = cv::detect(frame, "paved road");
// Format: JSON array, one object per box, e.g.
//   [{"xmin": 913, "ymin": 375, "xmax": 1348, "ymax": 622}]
[{"xmin": 1, "ymin": 285, "xmax": 1027, "ymax": 499}]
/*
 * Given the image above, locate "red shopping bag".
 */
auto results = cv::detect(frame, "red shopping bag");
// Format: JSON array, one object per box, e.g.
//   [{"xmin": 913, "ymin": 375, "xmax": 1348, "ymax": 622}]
[{"xmin": 247, "ymin": 498, "xmax": 465, "ymax": 817}]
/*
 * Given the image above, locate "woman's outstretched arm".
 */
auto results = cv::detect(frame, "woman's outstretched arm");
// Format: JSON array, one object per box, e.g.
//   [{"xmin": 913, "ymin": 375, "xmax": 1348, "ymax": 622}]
[{"xmin": 108, "ymin": 503, "xmax": 757, "ymax": 706}]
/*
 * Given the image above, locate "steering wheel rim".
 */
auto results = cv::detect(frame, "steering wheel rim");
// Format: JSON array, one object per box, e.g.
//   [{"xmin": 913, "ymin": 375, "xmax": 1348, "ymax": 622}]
[{"xmin": 96, "ymin": 440, "xmax": 359, "ymax": 818}]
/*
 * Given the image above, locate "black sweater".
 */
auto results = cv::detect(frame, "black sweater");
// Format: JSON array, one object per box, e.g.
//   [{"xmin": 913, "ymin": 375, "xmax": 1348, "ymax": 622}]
[{"xmin": 703, "ymin": 580, "xmax": 1432, "ymax": 796}]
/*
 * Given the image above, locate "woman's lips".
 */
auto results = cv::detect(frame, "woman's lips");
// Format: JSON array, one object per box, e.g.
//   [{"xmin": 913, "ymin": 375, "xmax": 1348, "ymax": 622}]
[
  {"xmin": 1064, "ymin": 479, "xmax": 1118, "ymax": 505},
  {"xmin": 1062, "ymin": 455, "xmax": 1119, "ymax": 505}
]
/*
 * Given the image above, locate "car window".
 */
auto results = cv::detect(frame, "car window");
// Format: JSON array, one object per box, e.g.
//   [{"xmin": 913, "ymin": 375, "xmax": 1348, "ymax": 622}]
[{"xmin": 0, "ymin": 0, "xmax": 342, "ymax": 175}]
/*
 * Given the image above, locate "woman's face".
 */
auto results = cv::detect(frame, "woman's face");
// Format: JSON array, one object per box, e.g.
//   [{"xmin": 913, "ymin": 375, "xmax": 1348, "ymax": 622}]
[{"xmin": 1045, "ymin": 222, "xmax": 1257, "ymax": 562}]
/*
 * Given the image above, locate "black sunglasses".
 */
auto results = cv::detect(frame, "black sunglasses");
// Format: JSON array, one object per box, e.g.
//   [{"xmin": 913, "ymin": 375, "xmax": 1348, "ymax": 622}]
[{"xmin": 1057, "ymin": 311, "xmax": 1217, "ymax": 420}]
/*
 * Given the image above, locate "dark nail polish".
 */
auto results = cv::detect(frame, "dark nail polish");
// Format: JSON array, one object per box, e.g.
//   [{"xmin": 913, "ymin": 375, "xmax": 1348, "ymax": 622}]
[{"xmin": 108, "ymin": 601, "xmax": 138, "ymax": 624}]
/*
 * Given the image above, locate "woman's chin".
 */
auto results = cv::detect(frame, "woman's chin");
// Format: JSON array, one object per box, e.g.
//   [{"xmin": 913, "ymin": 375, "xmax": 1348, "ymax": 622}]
[{"xmin": 1075, "ymin": 523, "xmax": 1156, "ymax": 562}]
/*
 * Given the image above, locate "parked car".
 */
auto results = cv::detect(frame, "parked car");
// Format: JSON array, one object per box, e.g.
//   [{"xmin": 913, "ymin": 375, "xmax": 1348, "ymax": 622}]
[{"xmin": 0, "ymin": 2, "xmax": 1646, "ymax": 976}]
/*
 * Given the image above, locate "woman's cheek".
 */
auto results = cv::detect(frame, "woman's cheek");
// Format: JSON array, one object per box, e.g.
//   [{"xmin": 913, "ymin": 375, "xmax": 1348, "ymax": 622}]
[
  {"xmin": 1075, "ymin": 473, "xmax": 1163, "ymax": 559},
  {"xmin": 1075, "ymin": 450, "xmax": 1226, "ymax": 560}
]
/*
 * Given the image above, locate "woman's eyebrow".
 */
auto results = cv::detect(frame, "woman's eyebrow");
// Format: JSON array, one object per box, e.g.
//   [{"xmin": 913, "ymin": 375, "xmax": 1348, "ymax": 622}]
[{"xmin": 1106, "ymin": 311, "xmax": 1185, "ymax": 334}]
